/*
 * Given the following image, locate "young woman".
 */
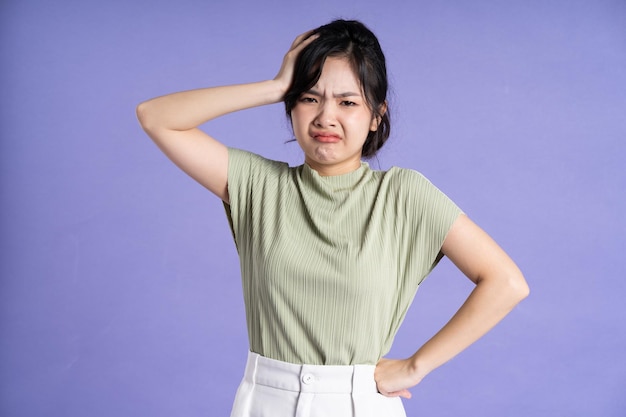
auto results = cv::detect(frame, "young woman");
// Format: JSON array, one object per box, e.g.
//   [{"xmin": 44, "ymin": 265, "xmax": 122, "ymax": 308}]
[{"xmin": 137, "ymin": 19, "xmax": 529, "ymax": 417}]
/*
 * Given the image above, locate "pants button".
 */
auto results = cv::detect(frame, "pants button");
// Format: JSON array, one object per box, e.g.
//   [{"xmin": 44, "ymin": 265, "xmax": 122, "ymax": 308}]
[{"xmin": 301, "ymin": 373, "xmax": 315, "ymax": 385}]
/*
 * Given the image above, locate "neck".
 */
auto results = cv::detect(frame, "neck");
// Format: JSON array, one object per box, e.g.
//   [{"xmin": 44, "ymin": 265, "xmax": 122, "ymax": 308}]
[{"xmin": 305, "ymin": 158, "xmax": 362, "ymax": 176}]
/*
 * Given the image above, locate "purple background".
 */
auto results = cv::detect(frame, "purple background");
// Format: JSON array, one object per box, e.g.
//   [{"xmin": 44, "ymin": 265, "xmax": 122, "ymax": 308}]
[{"xmin": 1, "ymin": 1, "xmax": 625, "ymax": 416}]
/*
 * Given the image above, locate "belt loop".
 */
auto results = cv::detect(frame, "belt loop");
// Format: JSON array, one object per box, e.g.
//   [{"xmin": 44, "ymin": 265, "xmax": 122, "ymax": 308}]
[
  {"xmin": 352, "ymin": 365, "xmax": 374, "ymax": 394},
  {"xmin": 251, "ymin": 352, "xmax": 259, "ymax": 384},
  {"xmin": 351, "ymin": 365, "xmax": 368, "ymax": 417},
  {"xmin": 244, "ymin": 351, "xmax": 260, "ymax": 385}
]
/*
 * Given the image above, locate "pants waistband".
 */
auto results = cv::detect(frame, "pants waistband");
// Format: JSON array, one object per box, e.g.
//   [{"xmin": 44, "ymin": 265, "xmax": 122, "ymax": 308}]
[{"xmin": 243, "ymin": 352, "xmax": 378, "ymax": 394}]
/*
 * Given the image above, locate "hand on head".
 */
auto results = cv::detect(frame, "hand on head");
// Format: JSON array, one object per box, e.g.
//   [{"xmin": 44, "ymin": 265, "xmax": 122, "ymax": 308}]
[{"xmin": 274, "ymin": 31, "xmax": 319, "ymax": 95}]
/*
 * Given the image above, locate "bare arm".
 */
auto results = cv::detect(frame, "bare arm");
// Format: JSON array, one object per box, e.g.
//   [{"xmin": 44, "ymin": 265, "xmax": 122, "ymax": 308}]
[
  {"xmin": 375, "ymin": 214, "xmax": 529, "ymax": 398},
  {"xmin": 136, "ymin": 31, "xmax": 318, "ymax": 202}
]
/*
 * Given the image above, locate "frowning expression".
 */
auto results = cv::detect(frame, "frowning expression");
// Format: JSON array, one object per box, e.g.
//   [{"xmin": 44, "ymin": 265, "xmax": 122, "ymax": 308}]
[{"xmin": 290, "ymin": 57, "xmax": 379, "ymax": 176}]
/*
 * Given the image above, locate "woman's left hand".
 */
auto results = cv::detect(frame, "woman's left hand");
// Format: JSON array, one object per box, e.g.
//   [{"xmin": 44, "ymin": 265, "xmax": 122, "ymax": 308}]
[{"xmin": 374, "ymin": 357, "xmax": 422, "ymax": 399}]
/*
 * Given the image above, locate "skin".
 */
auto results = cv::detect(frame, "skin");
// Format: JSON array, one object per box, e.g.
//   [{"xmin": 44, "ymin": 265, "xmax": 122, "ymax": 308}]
[
  {"xmin": 137, "ymin": 30, "xmax": 529, "ymax": 399},
  {"xmin": 290, "ymin": 56, "xmax": 380, "ymax": 176},
  {"xmin": 374, "ymin": 215, "xmax": 529, "ymax": 398}
]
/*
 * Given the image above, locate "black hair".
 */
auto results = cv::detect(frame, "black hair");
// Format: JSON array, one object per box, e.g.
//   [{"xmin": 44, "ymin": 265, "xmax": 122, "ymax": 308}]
[{"xmin": 284, "ymin": 19, "xmax": 390, "ymax": 158}]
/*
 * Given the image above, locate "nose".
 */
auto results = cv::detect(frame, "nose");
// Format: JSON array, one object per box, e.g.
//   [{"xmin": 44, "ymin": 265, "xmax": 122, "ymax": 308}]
[{"xmin": 313, "ymin": 101, "xmax": 336, "ymax": 128}]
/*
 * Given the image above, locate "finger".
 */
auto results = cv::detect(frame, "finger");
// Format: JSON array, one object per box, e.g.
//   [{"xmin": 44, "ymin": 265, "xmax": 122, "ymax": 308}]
[
  {"xmin": 292, "ymin": 29, "xmax": 315, "ymax": 45},
  {"xmin": 382, "ymin": 389, "xmax": 412, "ymax": 399},
  {"xmin": 290, "ymin": 30, "xmax": 319, "ymax": 51},
  {"xmin": 378, "ymin": 388, "xmax": 413, "ymax": 400},
  {"xmin": 399, "ymin": 389, "xmax": 412, "ymax": 399}
]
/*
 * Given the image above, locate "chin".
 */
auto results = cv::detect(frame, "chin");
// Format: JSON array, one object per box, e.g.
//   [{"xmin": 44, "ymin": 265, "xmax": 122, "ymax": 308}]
[{"xmin": 312, "ymin": 150, "xmax": 339, "ymax": 163}]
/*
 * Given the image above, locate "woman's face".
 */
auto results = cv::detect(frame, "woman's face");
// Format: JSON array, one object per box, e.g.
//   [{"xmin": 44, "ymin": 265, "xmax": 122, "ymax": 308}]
[{"xmin": 291, "ymin": 57, "xmax": 379, "ymax": 176}]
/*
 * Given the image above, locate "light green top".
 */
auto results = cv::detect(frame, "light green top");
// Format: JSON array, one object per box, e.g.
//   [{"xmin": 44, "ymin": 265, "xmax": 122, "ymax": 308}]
[{"xmin": 224, "ymin": 148, "xmax": 462, "ymax": 365}]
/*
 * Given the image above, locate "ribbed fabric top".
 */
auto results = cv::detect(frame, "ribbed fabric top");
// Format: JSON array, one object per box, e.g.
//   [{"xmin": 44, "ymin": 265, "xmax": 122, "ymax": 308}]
[{"xmin": 224, "ymin": 148, "xmax": 462, "ymax": 365}]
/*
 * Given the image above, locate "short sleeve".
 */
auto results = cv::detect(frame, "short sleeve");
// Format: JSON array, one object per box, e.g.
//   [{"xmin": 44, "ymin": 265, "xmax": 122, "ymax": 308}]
[
  {"xmin": 223, "ymin": 147, "xmax": 289, "ymax": 251},
  {"xmin": 394, "ymin": 169, "xmax": 463, "ymax": 285}
]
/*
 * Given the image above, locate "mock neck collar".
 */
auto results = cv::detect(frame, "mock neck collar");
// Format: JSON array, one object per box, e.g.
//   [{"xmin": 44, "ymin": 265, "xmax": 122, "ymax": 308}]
[{"xmin": 300, "ymin": 161, "xmax": 371, "ymax": 194}]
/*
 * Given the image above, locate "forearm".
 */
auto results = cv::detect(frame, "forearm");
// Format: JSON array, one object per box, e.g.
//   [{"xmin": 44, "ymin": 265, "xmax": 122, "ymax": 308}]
[
  {"xmin": 133, "ymin": 32, "xmax": 317, "ymax": 200},
  {"xmin": 136, "ymin": 79, "xmax": 286, "ymax": 132},
  {"xmin": 409, "ymin": 274, "xmax": 529, "ymax": 381}
]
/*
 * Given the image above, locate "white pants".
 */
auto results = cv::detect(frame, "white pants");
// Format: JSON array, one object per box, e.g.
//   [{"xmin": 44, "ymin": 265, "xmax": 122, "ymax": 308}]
[{"xmin": 230, "ymin": 352, "xmax": 407, "ymax": 417}]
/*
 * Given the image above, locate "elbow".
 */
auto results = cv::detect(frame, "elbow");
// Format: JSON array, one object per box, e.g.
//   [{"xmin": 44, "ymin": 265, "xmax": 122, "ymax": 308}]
[
  {"xmin": 506, "ymin": 269, "xmax": 530, "ymax": 305},
  {"xmin": 136, "ymin": 100, "xmax": 162, "ymax": 135},
  {"xmin": 478, "ymin": 267, "xmax": 529, "ymax": 307},
  {"xmin": 135, "ymin": 100, "xmax": 151, "ymax": 131}
]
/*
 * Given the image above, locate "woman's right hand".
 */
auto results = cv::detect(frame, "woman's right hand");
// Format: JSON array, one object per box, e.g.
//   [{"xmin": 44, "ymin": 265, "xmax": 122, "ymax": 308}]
[
  {"xmin": 137, "ymin": 30, "xmax": 319, "ymax": 202},
  {"xmin": 273, "ymin": 30, "xmax": 319, "ymax": 95}
]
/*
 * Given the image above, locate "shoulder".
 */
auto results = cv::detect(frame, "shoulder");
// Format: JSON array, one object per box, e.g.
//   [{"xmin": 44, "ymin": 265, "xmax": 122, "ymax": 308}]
[
  {"xmin": 227, "ymin": 147, "xmax": 291, "ymax": 178},
  {"xmin": 382, "ymin": 166, "xmax": 461, "ymax": 214},
  {"xmin": 228, "ymin": 147, "xmax": 288, "ymax": 169},
  {"xmin": 225, "ymin": 148, "xmax": 293, "ymax": 214},
  {"xmin": 381, "ymin": 166, "xmax": 438, "ymax": 194}
]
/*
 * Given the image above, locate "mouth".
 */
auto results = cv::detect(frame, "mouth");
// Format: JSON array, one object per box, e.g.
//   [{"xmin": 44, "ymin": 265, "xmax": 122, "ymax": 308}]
[{"xmin": 312, "ymin": 133, "xmax": 341, "ymax": 143}]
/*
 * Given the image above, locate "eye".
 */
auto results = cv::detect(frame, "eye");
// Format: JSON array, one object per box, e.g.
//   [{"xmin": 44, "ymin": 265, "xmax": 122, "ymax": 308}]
[
  {"xmin": 341, "ymin": 100, "xmax": 357, "ymax": 107},
  {"xmin": 299, "ymin": 96, "xmax": 317, "ymax": 103}
]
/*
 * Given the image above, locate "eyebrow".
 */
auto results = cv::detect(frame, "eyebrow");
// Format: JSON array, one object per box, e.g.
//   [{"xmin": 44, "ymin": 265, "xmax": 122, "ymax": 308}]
[{"xmin": 306, "ymin": 89, "xmax": 361, "ymax": 98}]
